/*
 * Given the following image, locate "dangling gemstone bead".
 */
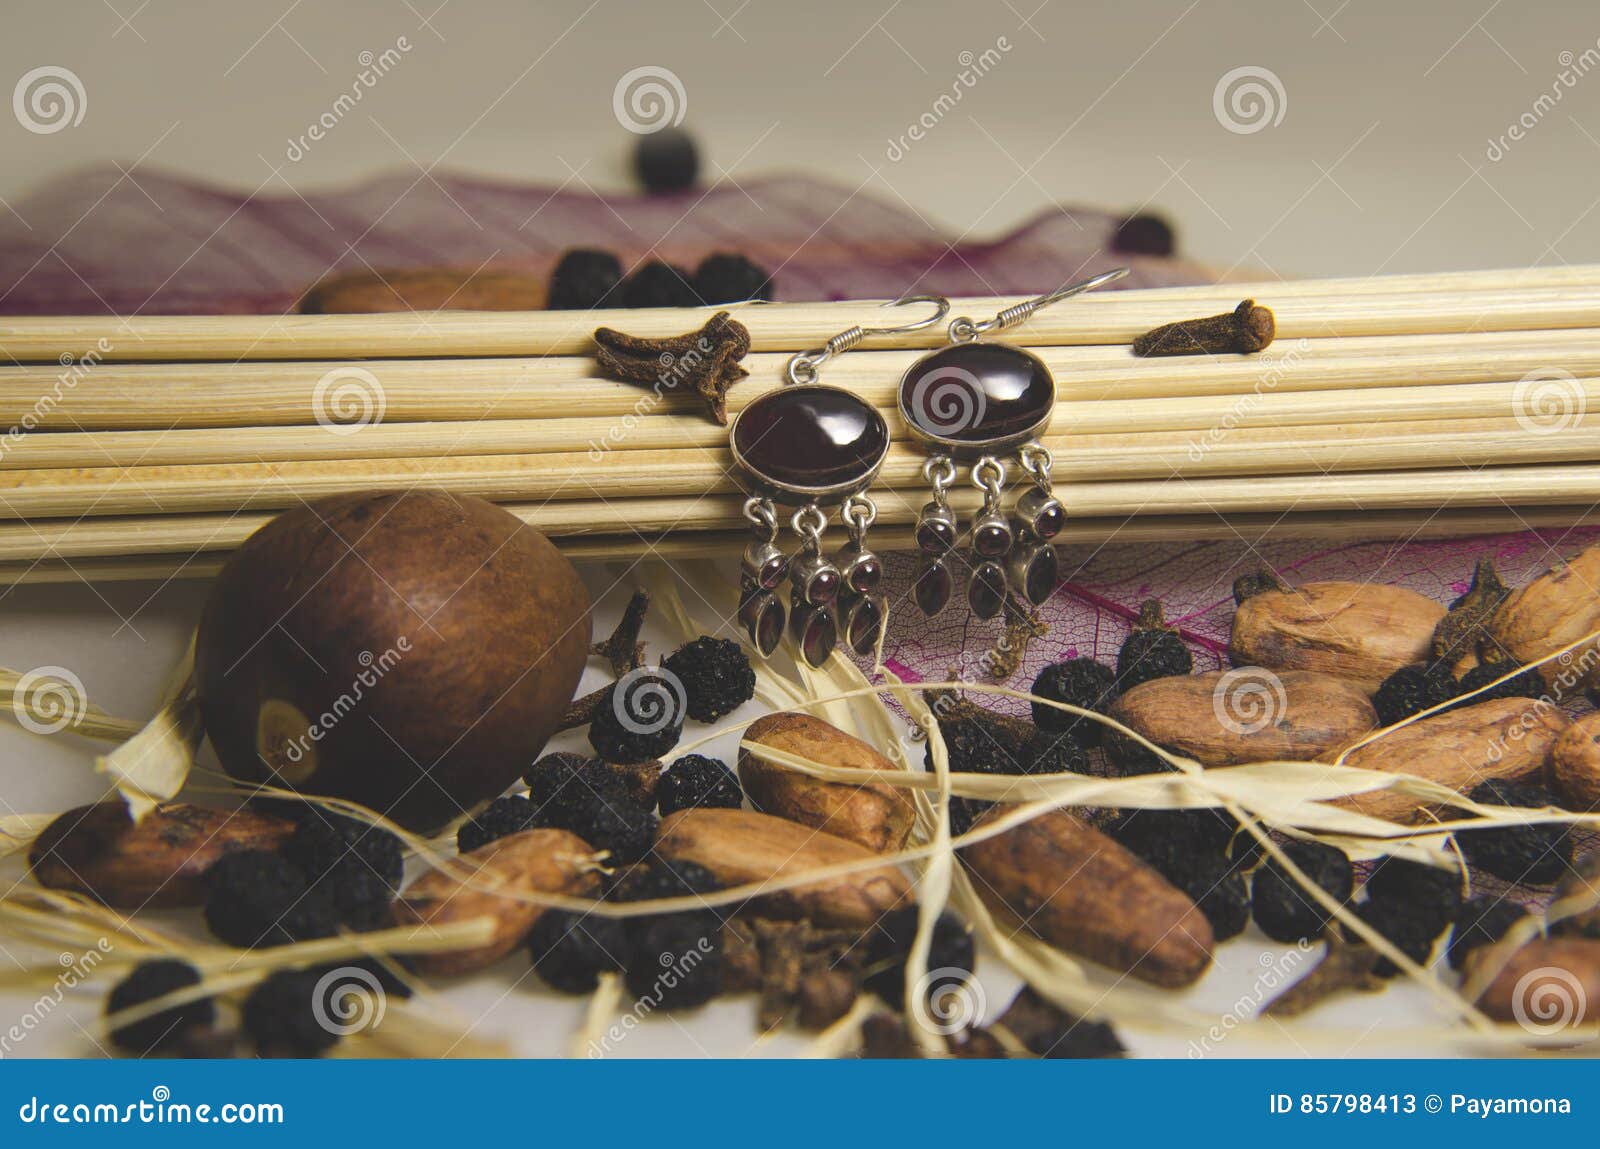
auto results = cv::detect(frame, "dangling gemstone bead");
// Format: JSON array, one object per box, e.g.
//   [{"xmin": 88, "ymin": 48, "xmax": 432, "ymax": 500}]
[
  {"xmin": 1008, "ymin": 542, "xmax": 1059, "ymax": 606},
  {"xmin": 739, "ymin": 588, "xmax": 785, "ymax": 657},
  {"xmin": 914, "ymin": 558, "xmax": 954, "ymax": 616},
  {"xmin": 1015, "ymin": 487, "xmax": 1066, "ymax": 541},
  {"xmin": 838, "ymin": 543, "xmax": 883, "ymax": 595},
  {"xmin": 742, "ymin": 539, "xmax": 789, "ymax": 590},
  {"xmin": 915, "ymin": 501, "xmax": 958, "ymax": 553},
  {"xmin": 970, "ymin": 510, "xmax": 1014, "ymax": 559},
  {"xmin": 968, "ymin": 561, "xmax": 1007, "ymax": 620},
  {"xmin": 841, "ymin": 594, "xmax": 885, "ymax": 658},
  {"xmin": 790, "ymin": 601, "xmax": 838, "ymax": 667}
]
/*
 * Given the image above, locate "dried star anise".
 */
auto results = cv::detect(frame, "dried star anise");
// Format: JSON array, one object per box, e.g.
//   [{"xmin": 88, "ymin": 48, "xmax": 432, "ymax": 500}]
[{"xmin": 592, "ymin": 311, "xmax": 751, "ymax": 425}]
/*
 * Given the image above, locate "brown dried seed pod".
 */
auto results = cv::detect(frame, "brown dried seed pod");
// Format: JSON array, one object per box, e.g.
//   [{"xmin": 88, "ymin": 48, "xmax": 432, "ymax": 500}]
[
  {"xmin": 961, "ymin": 808, "xmax": 1214, "ymax": 988},
  {"xmin": 1109, "ymin": 669, "xmax": 1376, "ymax": 767},
  {"xmin": 28, "ymin": 802, "xmax": 294, "ymax": 908},
  {"xmin": 1467, "ymin": 937, "xmax": 1600, "ymax": 1027},
  {"xmin": 1230, "ymin": 572, "xmax": 1445, "ymax": 692},
  {"xmin": 653, "ymin": 808, "xmax": 912, "ymax": 929},
  {"xmin": 298, "ymin": 266, "xmax": 546, "ymax": 313},
  {"xmin": 1331, "ymin": 697, "xmax": 1569, "ymax": 824},
  {"xmin": 394, "ymin": 827, "xmax": 598, "ymax": 976},
  {"xmin": 796, "ymin": 969, "xmax": 861, "ymax": 1030},
  {"xmin": 1550, "ymin": 713, "xmax": 1600, "ymax": 813},
  {"xmin": 739, "ymin": 712, "xmax": 916, "ymax": 853},
  {"xmin": 1490, "ymin": 545, "xmax": 1600, "ymax": 694}
]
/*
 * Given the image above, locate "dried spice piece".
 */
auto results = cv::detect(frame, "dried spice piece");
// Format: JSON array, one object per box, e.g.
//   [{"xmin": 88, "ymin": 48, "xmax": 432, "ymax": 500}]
[
  {"xmin": 1251, "ymin": 842, "xmax": 1353, "ymax": 943},
  {"xmin": 1262, "ymin": 934, "xmax": 1383, "ymax": 1017},
  {"xmin": 1230, "ymin": 570, "xmax": 1445, "ymax": 692},
  {"xmin": 1372, "ymin": 663, "xmax": 1459, "ymax": 727},
  {"xmin": 860, "ymin": 1013, "xmax": 920, "ymax": 1058},
  {"xmin": 1454, "ymin": 780, "xmax": 1573, "ymax": 885},
  {"xmin": 1489, "ymin": 544, "xmax": 1600, "ymax": 695},
  {"xmin": 797, "ymin": 970, "xmax": 860, "ymax": 1030},
  {"xmin": 547, "ymin": 249, "xmax": 623, "ymax": 311},
  {"xmin": 106, "ymin": 960, "xmax": 215, "ymax": 1054},
  {"xmin": 993, "ymin": 986, "xmax": 1125, "ymax": 1058},
  {"xmin": 986, "ymin": 599, "xmax": 1049, "ymax": 681},
  {"xmin": 1469, "ymin": 937, "xmax": 1600, "ymax": 1025},
  {"xmin": 1355, "ymin": 899, "xmax": 1443, "ymax": 978},
  {"xmin": 1030, "ymin": 658, "xmax": 1118, "ymax": 748},
  {"xmin": 1551, "ymin": 853, "xmax": 1600, "ymax": 939},
  {"xmin": 527, "ymin": 909, "xmax": 626, "ymax": 994},
  {"xmin": 1433, "ymin": 557, "xmax": 1512, "ymax": 672},
  {"xmin": 1116, "ymin": 599, "xmax": 1193, "ymax": 692},
  {"xmin": 1131, "ymin": 299, "xmax": 1275, "ymax": 357},
  {"xmin": 1448, "ymin": 895, "xmax": 1531, "ymax": 969},
  {"xmin": 592, "ymin": 589, "xmax": 650, "ymax": 676},
  {"xmin": 243, "ymin": 970, "xmax": 342, "ymax": 1058},
  {"xmin": 592, "ymin": 311, "xmax": 751, "ymax": 424},
  {"xmin": 693, "ymin": 253, "xmax": 773, "ymax": 305},
  {"xmin": 720, "ymin": 919, "xmax": 762, "ymax": 992},
  {"xmin": 662, "ymin": 636, "xmax": 756, "ymax": 722}
]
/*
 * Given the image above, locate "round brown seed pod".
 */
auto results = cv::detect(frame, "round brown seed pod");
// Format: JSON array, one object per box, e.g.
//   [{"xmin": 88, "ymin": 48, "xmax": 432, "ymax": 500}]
[
  {"xmin": 194, "ymin": 491, "xmax": 591, "ymax": 832},
  {"xmin": 1550, "ymin": 712, "xmax": 1600, "ymax": 812},
  {"xmin": 1490, "ymin": 544, "xmax": 1600, "ymax": 695}
]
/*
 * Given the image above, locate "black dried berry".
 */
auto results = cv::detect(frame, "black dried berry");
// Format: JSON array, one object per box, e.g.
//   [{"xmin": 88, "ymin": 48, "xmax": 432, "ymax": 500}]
[
  {"xmin": 203, "ymin": 850, "xmax": 332, "ymax": 948},
  {"xmin": 1447, "ymin": 894, "xmax": 1530, "ymax": 969},
  {"xmin": 1018, "ymin": 729, "xmax": 1090, "ymax": 776},
  {"xmin": 1354, "ymin": 898, "xmax": 1440, "ymax": 978},
  {"xmin": 1030, "ymin": 659, "xmax": 1117, "ymax": 748},
  {"xmin": 1251, "ymin": 842, "xmax": 1354, "ymax": 943},
  {"xmin": 617, "ymin": 260, "xmax": 700, "ymax": 309},
  {"xmin": 1455, "ymin": 662, "xmax": 1545, "ymax": 706},
  {"xmin": 1363, "ymin": 855, "xmax": 1463, "ymax": 939},
  {"xmin": 692, "ymin": 253, "xmax": 773, "ymax": 304},
  {"xmin": 1111, "ymin": 212, "xmax": 1175, "ymax": 257},
  {"xmin": 242, "ymin": 970, "xmax": 341, "ymax": 1058},
  {"xmin": 633, "ymin": 127, "xmax": 699, "ymax": 194},
  {"xmin": 608, "ymin": 858, "xmax": 722, "ymax": 907},
  {"xmin": 1116, "ymin": 600, "xmax": 1192, "ymax": 693},
  {"xmin": 658, "ymin": 754, "xmax": 742, "ymax": 816},
  {"xmin": 997, "ymin": 986, "xmax": 1124, "ymax": 1059},
  {"xmin": 1372, "ymin": 664, "xmax": 1458, "ymax": 727},
  {"xmin": 588, "ymin": 674, "xmax": 686, "ymax": 763},
  {"xmin": 1108, "ymin": 807, "xmax": 1255, "ymax": 867},
  {"xmin": 662, "ymin": 636, "xmax": 756, "ymax": 722},
  {"xmin": 528, "ymin": 909, "xmax": 627, "ymax": 994},
  {"xmin": 549, "ymin": 790, "xmax": 657, "ymax": 865},
  {"xmin": 1169, "ymin": 854, "xmax": 1251, "ymax": 940},
  {"xmin": 280, "ymin": 811, "xmax": 405, "ymax": 893},
  {"xmin": 1456, "ymin": 780, "xmax": 1572, "ymax": 885},
  {"xmin": 624, "ymin": 914, "xmax": 723, "ymax": 1009},
  {"xmin": 457, "ymin": 795, "xmax": 539, "ymax": 854},
  {"xmin": 106, "ymin": 959, "xmax": 214, "ymax": 1054},
  {"xmin": 547, "ymin": 248, "xmax": 622, "ymax": 310},
  {"xmin": 927, "ymin": 709, "xmax": 1029, "ymax": 776},
  {"xmin": 863, "ymin": 907, "xmax": 976, "ymax": 1006}
]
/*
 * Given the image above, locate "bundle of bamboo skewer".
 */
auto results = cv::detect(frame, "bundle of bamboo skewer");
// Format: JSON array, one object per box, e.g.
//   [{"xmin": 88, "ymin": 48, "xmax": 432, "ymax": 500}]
[{"xmin": 2, "ymin": 264, "xmax": 1600, "ymax": 585}]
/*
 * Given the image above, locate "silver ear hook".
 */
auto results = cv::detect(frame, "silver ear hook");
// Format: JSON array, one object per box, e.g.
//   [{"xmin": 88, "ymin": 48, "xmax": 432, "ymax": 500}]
[
  {"xmin": 948, "ymin": 267, "xmax": 1129, "ymax": 343},
  {"xmin": 786, "ymin": 294, "xmax": 951, "ymax": 385}
]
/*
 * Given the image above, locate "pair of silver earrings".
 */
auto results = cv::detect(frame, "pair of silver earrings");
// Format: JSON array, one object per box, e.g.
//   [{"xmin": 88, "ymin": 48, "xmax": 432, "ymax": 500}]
[{"xmin": 728, "ymin": 268, "xmax": 1128, "ymax": 666}]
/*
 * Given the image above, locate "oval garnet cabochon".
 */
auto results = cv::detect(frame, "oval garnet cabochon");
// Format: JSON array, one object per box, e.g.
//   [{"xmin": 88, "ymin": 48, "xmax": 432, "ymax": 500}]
[
  {"xmin": 898, "ymin": 342, "xmax": 1055, "ymax": 450},
  {"xmin": 731, "ymin": 384, "xmax": 889, "ymax": 497}
]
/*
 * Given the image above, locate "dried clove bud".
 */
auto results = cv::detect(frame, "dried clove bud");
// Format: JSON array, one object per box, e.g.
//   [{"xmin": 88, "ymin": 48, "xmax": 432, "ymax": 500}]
[
  {"xmin": 1132, "ymin": 299, "xmax": 1275, "ymax": 357},
  {"xmin": 1432, "ymin": 557, "xmax": 1512, "ymax": 673},
  {"xmin": 1262, "ymin": 934, "xmax": 1384, "ymax": 1017},
  {"xmin": 796, "ymin": 969, "xmax": 860, "ymax": 1030},
  {"xmin": 860, "ymin": 1013, "xmax": 920, "ymax": 1059},
  {"xmin": 592, "ymin": 311, "xmax": 751, "ymax": 424}
]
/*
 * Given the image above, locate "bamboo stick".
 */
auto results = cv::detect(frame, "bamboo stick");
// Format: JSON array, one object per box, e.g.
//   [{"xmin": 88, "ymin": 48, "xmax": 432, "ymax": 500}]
[
  {"xmin": 0, "ymin": 415, "xmax": 1596, "ymax": 521},
  {"xmin": 3, "ymin": 463, "xmax": 1599, "ymax": 563},
  {"xmin": 5, "ymin": 278, "xmax": 1599, "ymax": 362},
  {"xmin": 2, "ymin": 328, "xmax": 1597, "ymax": 435},
  {"xmin": 5, "ymin": 502, "xmax": 1598, "ymax": 587}
]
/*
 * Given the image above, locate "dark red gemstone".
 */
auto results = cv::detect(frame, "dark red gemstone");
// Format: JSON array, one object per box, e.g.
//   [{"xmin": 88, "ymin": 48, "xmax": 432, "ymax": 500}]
[
  {"xmin": 791, "ymin": 603, "xmax": 838, "ymax": 667},
  {"xmin": 968, "ymin": 562, "xmax": 1007, "ymax": 619},
  {"xmin": 845, "ymin": 597, "xmax": 884, "ymax": 657},
  {"xmin": 916, "ymin": 518, "xmax": 956, "ymax": 554},
  {"xmin": 899, "ymin": 343, "xmax": 1054, "ymax": 447},
  {"xmin": 914, "ymin": 559, "xmax": 952, "ymax": 616},
  {"xmin": 739, "ymin": 591, "xmax": 785, "ymax": 656},
  {"xmin": 974, "ymin": 520, "xmax": 1013, "ymax": 558},
  {"xmin": 732, "ymin": 385, "xmax": 889, "ymax": 494},
  {"xmin": 1032, "ymin": 500, "xmax": 1065, "ymax": 540},
  {"xmin": 847, "ymin": 557, "xmax": 882, "ymax": 594},
  {"xmin": 807, "ymin": 567, "xmax": 840, "ymax": 605},
  {"xmin": 1022, "ymin": 545, "xmax": 1059, "ymax": 605},
  {"xmin": 759, "ymin": 553, "xmax": 789, "ymax": 589}
]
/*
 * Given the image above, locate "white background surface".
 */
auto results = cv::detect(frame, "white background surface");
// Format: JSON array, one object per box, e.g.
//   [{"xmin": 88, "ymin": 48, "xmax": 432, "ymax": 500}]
[{"xmin": 1, "ymin": 0, "xmax": 1595, "ymax": 1057}]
